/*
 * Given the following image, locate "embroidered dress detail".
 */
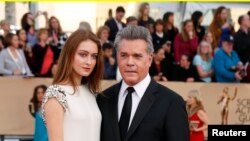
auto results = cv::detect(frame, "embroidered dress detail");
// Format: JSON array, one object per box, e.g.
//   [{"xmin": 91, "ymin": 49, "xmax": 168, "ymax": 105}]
[{"xmin": 41, "ymin": 85, "xmax": 68, "ymax": 125}]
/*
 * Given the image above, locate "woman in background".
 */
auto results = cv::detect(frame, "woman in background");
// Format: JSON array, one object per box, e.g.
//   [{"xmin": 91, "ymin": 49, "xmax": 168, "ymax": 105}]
[
  {"xmin": 138, "ymin": 2, "xmax": 155, "ymax": 33},
  {"xmin": 33, "ymin": 28, "xmax": 56, "ymax": 77},
  {"xmin": 203, "ymin": 31, "xmax": 217, "ymax": 54},
  {"xmin": 191, "ymin": 11, "xmax": 205, "ymax": 43},
  {"xmin": 0, "ymin": 33, "xmax": 33, "ymax": 76},
  {"xmin": 149, "ymin": 47, "xmax": 172, "ymax": 81},
  {"xmin": 48, "ymin": 16, "xmax": 68, "ymax": 60},
  {"xmin": 30, "ymin": 85, "xmax": 48, "ymax": 141},
  {"xmin": 17, "ymin": 29, "xmax": 35, "ymax": 73},
  {"xmin": 209, "ymin": 6, "xmax": 235, "ymax": 48},
  {"xmin": 174, "ymin": 19, "xmax": 198, "ymax": 63},
  {"xmin": 21, "ymin": 11, "xmax": 48, "ymax": 46},
  {"xmin": 186, "ymin": 90, "xmax": 208, "ymax": 141},
  {"xmin": 162, "ymin": 12, "xmax": 179, "ymax": 55},
  {"xmin": 193, "ymin": 41, "xmax": 213, "ymax": 82}
]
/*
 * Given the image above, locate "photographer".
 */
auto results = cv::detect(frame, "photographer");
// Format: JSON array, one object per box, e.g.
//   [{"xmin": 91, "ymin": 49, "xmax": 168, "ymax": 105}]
[{"xmin": 213, "ymin": 35, "xmax": 243, "ymax": 83}]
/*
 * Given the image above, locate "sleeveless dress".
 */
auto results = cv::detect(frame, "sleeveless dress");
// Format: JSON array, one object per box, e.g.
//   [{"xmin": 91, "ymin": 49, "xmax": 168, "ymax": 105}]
[
  {"xmin": 189, "ymin": 113, "xmax": 204, "ymax": 141},
  {"xmin": 34, "ymin": 109, "xmax": 48, "ymax": 141},
  {"xmin": 42, "ymin": 84, "xmax": 101, "ymax": 141}
]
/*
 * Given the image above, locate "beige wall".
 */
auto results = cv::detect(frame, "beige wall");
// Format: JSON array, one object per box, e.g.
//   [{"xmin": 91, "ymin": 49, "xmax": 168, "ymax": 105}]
[{"xmin": 0, "ymin": 77, "xmax": 250, "ymax": 135}]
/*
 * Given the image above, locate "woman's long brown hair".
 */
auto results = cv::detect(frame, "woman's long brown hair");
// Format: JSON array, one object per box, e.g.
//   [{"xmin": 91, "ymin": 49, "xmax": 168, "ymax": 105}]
[
  {"xmin": 53, "ymin": 29, "xmax": 103, "ymax": 94},
  {"xmin": 181, "ymin": 19, "xmax": 196, "ymax": 42},
  {"xmin": 208, "ymin": 6, "xmax": 228, "ymax": 47}
]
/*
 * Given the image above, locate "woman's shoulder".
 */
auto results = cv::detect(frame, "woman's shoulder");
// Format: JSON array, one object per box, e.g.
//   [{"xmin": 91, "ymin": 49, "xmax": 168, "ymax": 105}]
[
  {"xmin": 0, "ymin": 48, "xmax": 8, "ymax": 54},
  {"xmin": 43, "ymin": 84, "xmax": 68, "ymax": 109},
  {"xmin": 193, "ymin": 55, "xmax": 202, "ymax": 64},
  {"xmin": 197, "ymin": 109, "xmax": 206, "ymax": 116},
  {"xmin": 194, "ymin": 54, "xmax": 202, "ymax": 60}
]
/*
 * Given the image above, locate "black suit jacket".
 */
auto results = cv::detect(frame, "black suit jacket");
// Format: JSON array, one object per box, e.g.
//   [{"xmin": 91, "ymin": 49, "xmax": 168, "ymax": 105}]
[
  {"xmin": 104, "ymin": 18, "xmax": 126, "ymax": 42},
  {"xmin": 97, "ymin": 79, "xmax": 189, "ymax": 141}
]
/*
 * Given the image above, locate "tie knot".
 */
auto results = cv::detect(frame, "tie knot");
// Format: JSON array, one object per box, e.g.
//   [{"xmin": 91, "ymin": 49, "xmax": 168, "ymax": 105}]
[{"xmin": 126, "ymin": 87, "xmax": 135, "ymax": 94}]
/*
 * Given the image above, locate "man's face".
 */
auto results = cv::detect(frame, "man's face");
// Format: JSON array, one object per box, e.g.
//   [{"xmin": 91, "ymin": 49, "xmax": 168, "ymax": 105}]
[
  {"xmin": 222, "ymin": 41, "xmax": 233, "ymax": 54},
  {"xmin": 117, "ymin": 39, "xmax": 152, "ymax": 86},
  {"xmin": 242, "ymin": 15, "xmax": 250, "ymax": 28},
  {"xmin": 116, "ymin": 12, "xmax": 125, "ymax": 22}
]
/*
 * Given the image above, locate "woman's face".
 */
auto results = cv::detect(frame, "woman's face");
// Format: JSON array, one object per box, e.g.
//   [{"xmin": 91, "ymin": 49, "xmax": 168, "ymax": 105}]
[
  {"xmin": 184, "ymin": 21, "xmax": 194, "ymax": 33},
  {"xmin": 205, "ymin": 32, "xmax": 213, "ymax": 43},
  {"xmin": 154, "ymin": 48, "xmax": 165, "ymax": 61},
  {"xmin": 50, "ymin": 18, "xmax": 59, "ymax": 30},
  {"xmin": 100, "ymin": 29, "xmax": 109, "ymax": 41},
  {"xmin": 73, "ymin": 39, "xmax": 98, "ymax": 78},
  {"xmin": 143, "ymin": 5, "xmax": 150, "ymax": 15},
  {"xmin": 220, "ymin": 9, "xmax": 228, "ymax": 21},
  {"xmin": 11, "ymin": 35, "xmax": 19, "ymax": 48},
  {"xmin": 199, "ymin": 16, "xmax": 203, "ymax": 24},
  {"xmin": 36, "ymin": 88, "xmax": 45, "ymax": 103},
  {"xmin": 187, "ymin": 95, "xmax": 196, "ymax": 106},
  {"xmin": 27, "ymin": 14, "xmax": 34, "ymax": 26},
  {"xmin": 18, "ymin": 30, "xmax": 27, "ymax": 42},
  {"xmin": 200, "ymin": 43, "xmax": 209, "ymax": 55},
  {"xmin": 168, "ymin": 15, "xmax": 174, "ymax": 24}
]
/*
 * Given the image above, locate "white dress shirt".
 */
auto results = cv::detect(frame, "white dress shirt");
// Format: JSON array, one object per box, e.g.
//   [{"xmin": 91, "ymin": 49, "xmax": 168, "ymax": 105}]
[
  {"xmin": 118, "ymin": 74, "xmax": 151, "ymax": 128},
  {"xmin": 114, "ymin": 18, "xmax": 123, "ymax": 31}
]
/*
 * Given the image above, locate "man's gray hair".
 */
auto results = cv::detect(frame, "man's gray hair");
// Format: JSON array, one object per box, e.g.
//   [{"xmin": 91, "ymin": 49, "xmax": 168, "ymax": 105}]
[{"xmin": 114, "ymin": 26, "xmax": 154, "ymax": 54}]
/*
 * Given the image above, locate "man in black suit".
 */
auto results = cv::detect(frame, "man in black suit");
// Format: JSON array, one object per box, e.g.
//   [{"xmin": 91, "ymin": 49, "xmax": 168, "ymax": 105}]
[
  {"xmin": 104, "ymin": 6, "xmax": 126, "ymax": 42},
  {"xmin": 97, "ymin": 26, "xmax": 189, "ymax": 141}
]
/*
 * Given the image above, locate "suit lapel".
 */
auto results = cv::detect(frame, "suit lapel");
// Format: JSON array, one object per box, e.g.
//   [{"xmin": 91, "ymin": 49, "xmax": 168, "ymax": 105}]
[
  {"xmin": 126, "ymin": 80, "xmax": 158, "ymax": 140},
  {"xmin": 112, "ymin": 18, "xmax": 119, "ymax": 33},
  {"xmin": 108, "ymin": 81, "xmax": 122, "ymax": 141}
]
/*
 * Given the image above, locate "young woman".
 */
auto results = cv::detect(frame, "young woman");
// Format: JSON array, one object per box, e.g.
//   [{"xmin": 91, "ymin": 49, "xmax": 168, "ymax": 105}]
[
  {"xmin": 0, "ymin": 33, "xmax": 33, "ymax": 76},
  {"xmin": 174, "ymin": 19, "xmax": 199, "ymax": 63},
  {"xmin": 48, "ymin": 16, "xmax": 68, "ymax": 60},
  {"xmin": 42, "ymin": 29, "xmax": 103, "ymax": 141},
  {"xmin": 21, "ymin": 12, "xmax": 48, "ymax": 47},
  {"xmin": 191, "ymin": 11, "xmax": 205, "ymax": 43},
  {"xmin": 149, "ymin": 47, "xmax": 172, "ymax": 81},
  {"xmin": 203, "ymin": 31, "xmax": 217, "ymax": 54},
  {"xmin": 17, "ymin": 29, "xmax": 35, "ymax": 73},
  {"xmin": 208, "ymin": 6, "xmax": 235, "ymax": 48},
  {"xmin": 138, "ymin": 2, "xmax": 155, "ymax": 33},
  {"xmin": 30, "ymin": 85, "xmax": 48, "ymax": 141},
  {"xmin": 186, "ymin": 90, "xmax": 208, "ymax": 141},
  {"xmin": 162, "ymin": 12, "xmax": 179, "ymax": 54},
  {"xmin": 33, "ymin": 28, "xmax": 56, "ymax": 77},
  {"xmin": 193, "ymin": 41, "xmax": 213, "ymax": 82}
]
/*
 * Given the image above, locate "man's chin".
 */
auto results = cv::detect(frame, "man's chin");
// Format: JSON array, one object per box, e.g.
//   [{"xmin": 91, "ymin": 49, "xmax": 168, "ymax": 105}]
[{"xmin": 123, "ymin": 78, "xmax": 138, "ymax": 86}]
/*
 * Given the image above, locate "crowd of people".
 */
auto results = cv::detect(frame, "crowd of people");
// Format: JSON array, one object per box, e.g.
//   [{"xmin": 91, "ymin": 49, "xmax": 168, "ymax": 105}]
[
  {"xmin": 2, "ymin": 3, "xmax": 248, "ymax": 141},
  {"xmin": 1, "ymin": 3, "xmax": 250, "ymax": 84}
]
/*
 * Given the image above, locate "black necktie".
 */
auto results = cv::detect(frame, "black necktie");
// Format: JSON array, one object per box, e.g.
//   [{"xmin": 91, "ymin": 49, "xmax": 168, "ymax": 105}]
[{"xmin": 119, "ymin": 87, "xmax": 135, "ymax": 141}]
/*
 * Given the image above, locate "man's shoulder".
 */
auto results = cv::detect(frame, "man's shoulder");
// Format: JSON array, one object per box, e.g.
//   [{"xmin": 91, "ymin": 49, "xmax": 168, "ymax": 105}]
[
  {"xmin": 105, "ymin": 18, "xmax": 115, "ymax": 25},
  {"xmin": 153, "ymin": 81, "xmax": 182, "ymax": 100}
]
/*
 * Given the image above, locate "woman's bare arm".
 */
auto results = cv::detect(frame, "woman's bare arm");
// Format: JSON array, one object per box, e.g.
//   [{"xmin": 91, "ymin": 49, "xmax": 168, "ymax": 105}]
[{"xmin": 44, "ymin": 98, "xmax": 64, "ymax": 141}]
